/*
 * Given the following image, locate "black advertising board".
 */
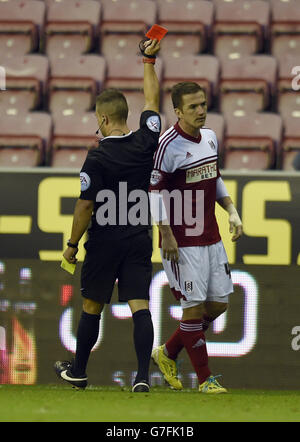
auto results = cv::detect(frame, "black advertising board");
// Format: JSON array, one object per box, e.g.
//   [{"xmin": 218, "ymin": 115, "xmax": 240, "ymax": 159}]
[{"xmin": 0, "ymin": 169, "xmax": 300, "ymax": 389}]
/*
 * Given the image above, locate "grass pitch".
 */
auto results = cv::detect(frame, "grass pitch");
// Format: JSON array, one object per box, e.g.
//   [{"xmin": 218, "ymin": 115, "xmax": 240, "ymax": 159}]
[{"xmin": 1, "ymin": 385, "xmax": 300, "ymax": 422}]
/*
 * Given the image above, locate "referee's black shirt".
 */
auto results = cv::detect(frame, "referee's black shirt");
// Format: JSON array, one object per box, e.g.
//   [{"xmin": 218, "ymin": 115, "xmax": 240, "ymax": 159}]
[{"xmin": 79, "ymin": 110, "xmax": 161, "ymax": 241}]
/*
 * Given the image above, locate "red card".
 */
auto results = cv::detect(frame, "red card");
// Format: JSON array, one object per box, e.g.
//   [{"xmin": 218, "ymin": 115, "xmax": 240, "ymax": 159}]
[{"xmin": 146, "ymin": 24, "xmax": 168, "ymax": 42}]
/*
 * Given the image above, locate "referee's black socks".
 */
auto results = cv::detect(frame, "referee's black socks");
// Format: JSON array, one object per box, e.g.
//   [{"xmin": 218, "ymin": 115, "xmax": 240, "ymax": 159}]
[
  {"xmin": 132, "ymin": 309, "xmax": 154, "ymax": 385},
  {"xmin": 72, "ymin": 310, "xmax": 101, "ymax": 377}
]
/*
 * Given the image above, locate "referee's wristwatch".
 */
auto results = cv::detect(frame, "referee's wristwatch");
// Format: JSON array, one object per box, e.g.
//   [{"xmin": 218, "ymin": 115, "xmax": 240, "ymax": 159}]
[{"xmin": 67, "ymin": 240, "xmax": 78, "ymax": 249}]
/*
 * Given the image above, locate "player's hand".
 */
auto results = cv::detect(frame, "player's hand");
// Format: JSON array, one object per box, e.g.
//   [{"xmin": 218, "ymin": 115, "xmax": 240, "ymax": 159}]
[
  {"xmin": 63, "ymin": 246, "xmax": 78, "ymax": 264},
  {"xmin": 143, "ymin": 38, "xmax": 160, "ymax": 57},
  {"xmin": 229, "ymin": 216, "xmax": 243, "ymax": 242},
  {"xmin": 161, "ymin": 234, "xmax": 179, "ymax": 262}
]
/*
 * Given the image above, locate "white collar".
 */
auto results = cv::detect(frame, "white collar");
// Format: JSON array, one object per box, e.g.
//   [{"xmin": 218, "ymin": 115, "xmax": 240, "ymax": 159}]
[{"xmin": 102, "ymin": 131, "xmax": 133, "ymax": 140}]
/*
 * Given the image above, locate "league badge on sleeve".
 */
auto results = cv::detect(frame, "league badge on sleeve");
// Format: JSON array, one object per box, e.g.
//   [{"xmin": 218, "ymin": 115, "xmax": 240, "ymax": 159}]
[
  {"xmin": 146, "ymin": 115, "xmax": 161, "ymax": 133},
  {"xmin": 80, "ymin": 172, "xmax": 91, "ymax": 191},
  {"xmin": 150, "ymin": 169, "xmax": 163, "ymax": 186}
]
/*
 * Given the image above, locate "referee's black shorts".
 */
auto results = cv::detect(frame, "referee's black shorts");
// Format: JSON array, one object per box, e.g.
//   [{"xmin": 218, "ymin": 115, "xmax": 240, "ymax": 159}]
[{"xmin": 80, "ymin": 230, "xmax": 153, "ymax": 304}]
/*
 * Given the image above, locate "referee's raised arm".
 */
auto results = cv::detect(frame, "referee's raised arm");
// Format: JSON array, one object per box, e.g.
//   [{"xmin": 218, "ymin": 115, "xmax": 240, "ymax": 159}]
[{"xmin": 141, "ymin": 38, "xmax": 160, "ymax": 113}]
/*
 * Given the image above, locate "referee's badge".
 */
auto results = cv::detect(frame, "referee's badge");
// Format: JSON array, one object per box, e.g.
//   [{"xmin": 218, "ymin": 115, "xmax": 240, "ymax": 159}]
[
  {"xmin": 146, "ymin": 115, "xmax": 160, "ymax": 133},
  {"xmin": 80, "ymin": 172, "xmax": 91, "ymax": 191}
]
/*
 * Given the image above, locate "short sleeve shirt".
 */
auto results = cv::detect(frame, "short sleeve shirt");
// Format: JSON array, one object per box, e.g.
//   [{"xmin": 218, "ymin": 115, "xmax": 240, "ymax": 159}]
[{"xmin": 79, "ymin": 110, "xmax": 161, "ymax": 241}]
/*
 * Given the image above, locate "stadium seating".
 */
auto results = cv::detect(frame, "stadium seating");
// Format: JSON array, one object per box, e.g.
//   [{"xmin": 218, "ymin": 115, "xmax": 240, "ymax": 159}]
[
  {"xmin": 223, "ymin": 112, "xmax": 283, "ymax": 170},
  {"xmin": 0, "ymin": 55, "xmax": 49, "ymax": 115},
  {"xmin": 0, "ymin": 0, "xmax": 45, "ymax": 56},
  {"xmin": 44, "ymin": 0, "xmax": 101, "ymax": 58},
  {"xmin": 205, "ymin": 112, "xmax": 225, "ymax": 162},
  {"xmin": 100, "ymin": 0, "xmax": 157, "ymax": 34},
  {"xmin": 123, "ymin": 91, "xmax": 145, "ymax": 116},
  {"xmin": 277, "ymin": 54, "xmax": 300, "ymax": 120},
  {"xmin": 157, "ymin": 0, "xmax": 214, "ymax": 55},
  {"xmin": 50, "ymin": 112, "xmax": 97, "ymax": 168},
  {"xmin": 100, "ymin": 33, "xmax": 142, "ymax": 60},
  {"xmin": 105, "ymin": 54, "xmax": 163, "ymax": 90},
  {"xmin": 48, "ymin": 55, "xmax": 106, "ymax": 115},
  {"xmin": 281, "ymin": 115, "xmax": 300, "ymax": 170},
  {"xmin": 0, "ymin": 112, "xmax": 52, "ymax": 167},
  {"xmin": 213, "ymin": 0, "xmax": 270, "ymax": 60},
  {"xmin": 270, "ymin": 0, "xmax": 300, "ymax": 58},
  {"xmin": 0, "ymin": 0, "xmax": 298, "ymax": 171},
  {"xmin": 219, "ymin": 55, "xmax": 277, "ymax": 114}
]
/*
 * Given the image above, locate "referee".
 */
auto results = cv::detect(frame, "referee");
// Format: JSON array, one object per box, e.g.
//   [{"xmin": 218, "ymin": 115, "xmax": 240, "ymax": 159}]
[{"xmin": 55, "ymin": 39, "xmax": 161, "ymax": 393}]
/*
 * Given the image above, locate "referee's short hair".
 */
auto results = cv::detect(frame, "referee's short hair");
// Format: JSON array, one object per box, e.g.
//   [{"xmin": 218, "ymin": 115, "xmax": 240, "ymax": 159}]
[
  {"xmin": 171, "ymin": 82, "xmax": 206, "ymax": 110},
  {"xmin": 96, "ymin": 88, "xmax": 129, "ymax": 123}
]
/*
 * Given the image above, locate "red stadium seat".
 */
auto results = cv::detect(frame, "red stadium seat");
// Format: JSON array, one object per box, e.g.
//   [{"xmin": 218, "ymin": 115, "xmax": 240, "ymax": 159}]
[
  {"xmin": 0, "ymin": 55, "xmax": 49, "ymax": 115},
  {"xmin": 219, "ymin": 55, "xmax": 277, "ymax": 114},
  {"xmin": 157, "ymin": 0, "xmax": 214, "ymax": 54},
  {"xmin": 281, "ymin": 116, "xmax": 300, "ymax": 170},
  {"xmin": 159, "ymin": 34, "xmax": 204, "ymax": 60},
  {"xmin": 105, "ymin": 55, "xmax": 163, "ymax": 90},
  {"xmin": 44, "ymin": 0, "xmax": 101, "ymax": 58},
  {"xmin": 100, "ymin": 34, "xmax": 141, "ymax": 60},
  {"xmin": 270, "ymin": 0, "xmax": 300, "ymax": 58},
  {"xmin": 100, "ymin": 0, "xmax": 157, "ymax": 34},
  {"xmin": 51, "ymin": 113, "xmax": 98, "ymax": 168},
  {"xmin": 213, "ymin": 0, "xmax": 270, "ymax": 60},
  {"xmin": 223, "ymin": 112, "xmax": 283, "ymax": 170},
  {"xmin": 277, "ymin": 55, "xmax": 300, "ymax": 119},
  {"xmin": 123, "ymin": 91, "xmax": 145, "ymax": 115},
  {"xmin": 161, "ymin": 92, "xmax": 177, "ymax": 127},
  {"xmin": 48, "ymin": 55, "xmax": 106, "ymax": 115},
  {"xmin": 0, "ymin": 112, "xmax": 52, "ymax": 167},
  {"xmin": 0, "ymin": 0, "xmax": 45, "ymax": 56},
  {"xmin": 162, "ymin": 55, "xmax": 219, "ymax": 109}
]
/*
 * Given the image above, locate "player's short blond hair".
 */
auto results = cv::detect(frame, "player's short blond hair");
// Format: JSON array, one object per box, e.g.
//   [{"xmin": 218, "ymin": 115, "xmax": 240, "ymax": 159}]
[
  {"xmin": 96, "ymin": 89, "xmax": 128, "ymax": 122},
  {"xmin": 171, "ymin": 82, "xmax": 206, "ymax": 110}
]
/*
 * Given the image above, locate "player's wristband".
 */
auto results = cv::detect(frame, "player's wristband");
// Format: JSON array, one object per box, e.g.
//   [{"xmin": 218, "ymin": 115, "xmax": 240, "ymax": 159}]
[
  {"xmin": 67, "ymin": 240, "xmax": 78, "ymax": 248},
  {"xmin": 143, "ymin": 57, "xmax": 156, "ymax": 64}
]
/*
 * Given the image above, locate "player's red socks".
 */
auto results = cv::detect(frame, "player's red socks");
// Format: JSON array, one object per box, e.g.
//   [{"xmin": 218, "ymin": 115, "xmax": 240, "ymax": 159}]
[
  {"xmin": 179, "ymin": 319, "xmax": 211, "ymax": 384},
  {"xmin": 165, "ymin": 327, "xmax": 183, "ymax": 360}
]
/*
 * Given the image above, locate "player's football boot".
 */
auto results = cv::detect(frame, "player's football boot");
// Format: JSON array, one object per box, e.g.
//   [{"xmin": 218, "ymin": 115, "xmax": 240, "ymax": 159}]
[
  {"xmin": 54, "ymin": 360, "xmax": 88, "ymax": 390},
  {"xmin": 199, "ymin": 375, "xmax": 227, "ymax": 394},
  {"xmin": 151, "ymin": 345, "xmax": 183, "ymax": 390},
  {"xmin": 132, "ymin": 381, "xmax": 150, "ymax": 393}
]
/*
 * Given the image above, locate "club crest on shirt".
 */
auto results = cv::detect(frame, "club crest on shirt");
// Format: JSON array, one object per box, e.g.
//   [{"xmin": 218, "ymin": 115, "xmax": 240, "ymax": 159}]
[
  {"xmin": 80, "ymin": 172, "xmax": 91, "ymax": 191},
  {"xmin": 184, "ymin": 281, "xmax": 193, "ymax": 293},
  {"xmin": 146, "ymin": 115, "xmax": 160, "ymax": 133},
  {"xmin": 208, "ymin": 139, "xmax": 216, "ymax": 150},
  {"xmin": 150, "ymin": 169, "xmax": 163, "ymax": 186}
]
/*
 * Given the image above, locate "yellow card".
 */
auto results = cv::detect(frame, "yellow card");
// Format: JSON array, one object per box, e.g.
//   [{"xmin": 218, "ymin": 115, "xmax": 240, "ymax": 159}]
[{"xmin": 61, "ymin": 257, "xmax": 76, "ymax": 275}]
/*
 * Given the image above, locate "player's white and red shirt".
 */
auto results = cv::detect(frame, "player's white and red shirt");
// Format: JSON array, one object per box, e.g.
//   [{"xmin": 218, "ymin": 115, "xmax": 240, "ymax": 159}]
[{"xmin": 149, "ymin": 121, "xmax": 222, "ymax": 247}]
